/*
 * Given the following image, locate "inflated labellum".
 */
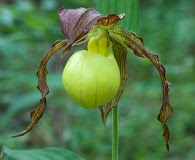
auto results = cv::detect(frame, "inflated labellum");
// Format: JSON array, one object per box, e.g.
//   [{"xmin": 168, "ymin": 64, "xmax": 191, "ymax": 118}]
[
  {"xmin": 62, "ymin": 34, "xmax": 120, "ymax": 109},
  {"xmin": 13, "ymin": 7, "xmax": 173, "ymax": 153}
]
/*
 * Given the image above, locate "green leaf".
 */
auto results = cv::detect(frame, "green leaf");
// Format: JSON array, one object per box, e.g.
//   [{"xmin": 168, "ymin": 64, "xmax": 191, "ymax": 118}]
[
  {"xmin": 1, "ymin": 147, "xmax": 85, "ymax": 160},
  {"xmin": 95, "ymin": 0, "xmax": 140, "ymax": 32}
]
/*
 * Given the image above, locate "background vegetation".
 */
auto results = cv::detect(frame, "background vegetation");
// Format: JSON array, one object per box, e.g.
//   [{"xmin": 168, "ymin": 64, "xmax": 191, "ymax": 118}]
[{"xmin": 0, "ymin": 0, "xmax": 194, "ymax": 159}]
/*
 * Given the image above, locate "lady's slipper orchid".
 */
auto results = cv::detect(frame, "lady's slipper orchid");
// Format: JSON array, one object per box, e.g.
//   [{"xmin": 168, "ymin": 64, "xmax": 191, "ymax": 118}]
[
  {"xmin": 13, "ymin": 7, "xmax": 173, "ymax": 152},
  {"xmin": 62, "ymin": 33, "xmax": 120, "ymax": 109}
]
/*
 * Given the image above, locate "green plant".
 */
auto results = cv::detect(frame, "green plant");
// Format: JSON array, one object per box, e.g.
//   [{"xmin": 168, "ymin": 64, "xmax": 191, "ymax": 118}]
[
  {"xmin": 1, "ymin": 0, "xmax": 183, "ymax": 159},
  {"xmin": 10, "ymin": 3, "xmax": 172, "ymax": 160}
]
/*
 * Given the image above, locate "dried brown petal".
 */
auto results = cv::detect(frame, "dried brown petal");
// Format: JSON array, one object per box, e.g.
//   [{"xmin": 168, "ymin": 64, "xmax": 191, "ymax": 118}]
[
  {"xmin": 109, "ymin": 27, "xmax": 173, "ymax": 152},
  {"xmin": 58, "ymin": 7, "xmax": 103, "ymax": 45},
  {"xmin": 12, "ymin": 40, "xmax": 68, "ymax": 137}
]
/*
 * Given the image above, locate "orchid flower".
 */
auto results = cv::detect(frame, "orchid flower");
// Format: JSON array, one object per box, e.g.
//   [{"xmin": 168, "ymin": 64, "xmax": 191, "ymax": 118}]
[{"xmin": 13, "ymin": 7, "xmax": 173, "ymax": 152}]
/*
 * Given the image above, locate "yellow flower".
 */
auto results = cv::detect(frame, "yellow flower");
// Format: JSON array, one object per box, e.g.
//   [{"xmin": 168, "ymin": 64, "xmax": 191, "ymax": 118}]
[
  {"xmin": 13, "ymin": 7, "xmax": 173, "ymax": 152},
  {"xmin": 62, "ymin": 33, "xmax": 120, "ymax": 108}
]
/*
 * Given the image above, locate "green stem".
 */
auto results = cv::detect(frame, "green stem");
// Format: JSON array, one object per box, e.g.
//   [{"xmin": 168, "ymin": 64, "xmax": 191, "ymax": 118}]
[{"xmin": 112, "ymin": 105, "xmax": 119, "ymax": 160}]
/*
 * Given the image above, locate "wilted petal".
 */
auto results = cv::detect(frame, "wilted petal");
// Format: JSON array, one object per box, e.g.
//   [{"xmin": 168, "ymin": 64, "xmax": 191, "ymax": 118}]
[{"xmin": 109, "ymin": 27, "xmax": 173, "ymax": 152}]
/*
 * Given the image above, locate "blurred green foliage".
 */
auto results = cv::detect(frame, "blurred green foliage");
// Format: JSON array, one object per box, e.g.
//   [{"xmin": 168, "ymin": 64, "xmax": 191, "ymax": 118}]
[
  {"xmin": 0, "ymin": 0, "xmax": 194, "ymax": 160},
  {"xmin": 2, "ymin": 147, "xmax": 84, "ymax": 160}
]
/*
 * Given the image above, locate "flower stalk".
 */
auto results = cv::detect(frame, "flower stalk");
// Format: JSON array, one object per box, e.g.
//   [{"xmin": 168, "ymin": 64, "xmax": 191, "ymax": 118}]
[{"xmin": 112, "ymin": 105, "xmax": 119, "ymax": 160}]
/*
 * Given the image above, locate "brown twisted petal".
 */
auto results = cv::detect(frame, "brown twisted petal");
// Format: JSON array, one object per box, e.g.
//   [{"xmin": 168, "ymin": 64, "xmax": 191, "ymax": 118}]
[
  {"xmin": 12, "ymin": 40, "xmax": 68, "ymax": 137},
  {"xmin": 58, "ymin": 7, "xmax": 103, "ymax": 45},
  {"xmin": 99, "ymin": 38, "xmax": 127, "ymax": 123},
  {"xmin": 109, "ymin": 26, "xmax": 173, "ymax": 153}
]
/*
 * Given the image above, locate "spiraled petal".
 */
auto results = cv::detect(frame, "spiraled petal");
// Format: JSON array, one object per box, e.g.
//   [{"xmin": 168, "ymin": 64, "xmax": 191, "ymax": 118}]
[
  {"xmin": 12, "ymin": 40, "xmax": 68, "ymax": 137},
  {"xmin": 109, "ymin": 26, "xmax": 173, "ymax": 152}
]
